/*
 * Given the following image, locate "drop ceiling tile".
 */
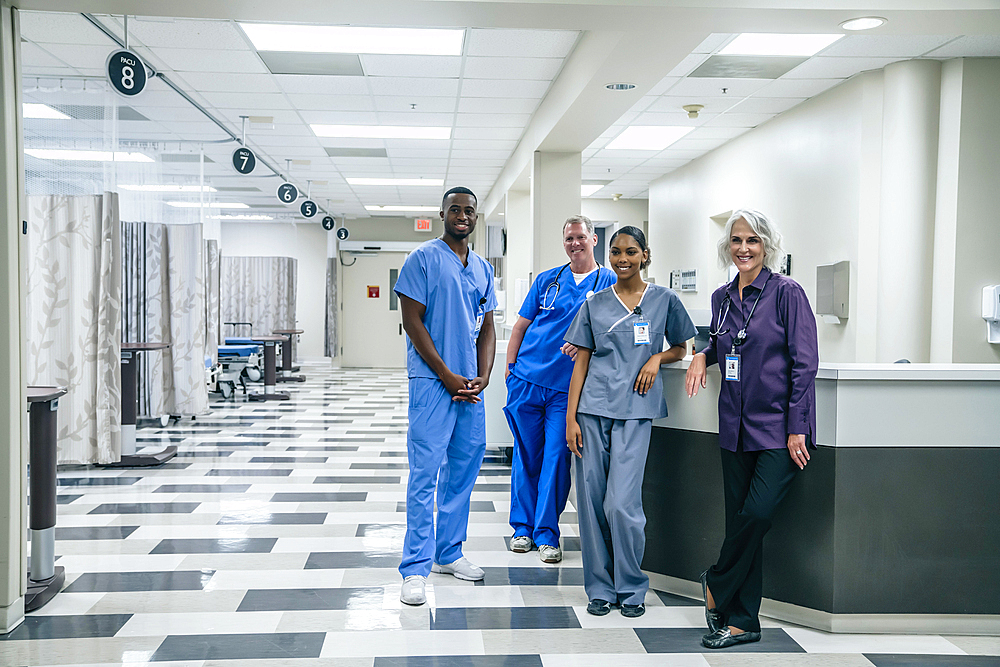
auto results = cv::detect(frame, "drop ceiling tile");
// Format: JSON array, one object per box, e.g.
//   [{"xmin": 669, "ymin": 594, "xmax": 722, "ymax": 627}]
[
  {"xmin": 653, "ymin": 149, "xmax": 706, "ymax": 160},
  {"xmin": 665, "ymin": 53, "xmax": 710, "ymax": 78},
  {"xmin": 382, "ymin": 138, "xmax": 451, "ymax": 150},
  {"xmin": 667, "ymin": 77, "xmax": 772, "ymax": 98},
  {"xmin": 134, "ymin": 106, "xmax": 215, "ymax": 123},
  {"xmin": 454, "ymin": 113, "xmax": 531, "ymax": 127},
  {"xmin": 458, "ymin": 97, "xmax": 538, "ymax": 114},
  {"xmin": 728, "ymin": 96, "xmax": 805, "ymax": 114},
  {"xmin": 463, "ymin": 57, "xmax": 563, "ymax": 80},
  {"xmin": 128, "ymin": 18, "xmax": 252, "ymax": 51},
  {"xmin": 385, "ymin": 149, "xmax": 451, "ymax": 159},
  {"xmin": 647, "ymin": 77, "xmax": 681, "ymax": 96},
  {"xmin": 300, "ymin": 111, "xmax": 380, "ymax": 125},
  {"xmin": 453, "ymin": 126, "xmax": 522, "ymax": 141},
  {"xmin": 705, "ymin": 113, "xmax": 775, "ymax": 128},
  {"xmin": 820, "ymin": 35, "xmax": 955, "ymax": 58},
  {"xmin": 668, "ymin": 137, "xmax": 728, "ymax": 151},
  {"xmin": 631, "ymin": 111, "xmax": 718, "ymax": 126},
  {"xmin": 375, "ymin": 96, "xmax": 456, "ymax": 113},
  {"xmin": 466, "ymin": 29, "xmax": 578, "ymax": 58},
  {"xmin": 215, "ymin": 109, "xmax": 300, "ymax": 125},
  {"xmin": 784, "ymin": 56, "xmax": 905, "ymax": 79},
  {"xmin": 448, "ymin": 159, "xmax": 506, "ymax": 167},
  {"xmin": 124, "ymin": 89, "xmax": 194, "ymax": 108},
  {"xmin": 389, "ymin": 158, "xmax": 450, "ymax": 167},
  {"xmin": 450, "ymin": 139, "xmax": 518, "ymax": 151},
  {"xmin": 925, "ymin": 35, "xmax": 1000, "ymax": 58},
  {"xmin": 176, "ymin": 72, "xmax": 281, "ymax": 93},
  {"xmin": 692, "ymin": 33, "xmax": 734, "ymax": 54},
  {"xmin": 35, "ymin": 43, "xmax": 119, "ymax": 71},
  {"xmin": 150, "ymin": 48, "xmax": 267, "ymax": 73},
  {"xmin": 628, "ymin": 96, "xmax": 658, "ymax": 114},
  {"xmin": 366, "ymin": 77, "xmax": 461, "ymax": 97},
  {"xmin": 19, "ymin": 42, "xmax": 71, "ymax": 69},
  {"xmin": 252, "ymin": 135, "xmax": 323, "ymax": 148},
  {"xmin": 759, "ymin": 78, "xmax": 843, "ymax": 98},
  {"xmin": 21, "ymin": 65, "xmax": 77, "ymax": 77},
  {"xmin": 361, "ymin": 55, "xmax": 462, "ymax": 78},
  {"xmin": 318, "ymin": 138, "xmax": 386, "ymax": 149},
  {"xmin": 19, "ymin": 11, "xmax": 112, "ymax": 46},
  {"xmin": 287, "ymin": 94, "xmax": 374, "ymax": 112},
  {"xmin": 274, "ymin": 75, "xmax": 369, "ymax": 95},
  {"xmin": 645, "ymin": 96, "xmax": 738, "ymax": 114},
  {"xmin": 377, "ymin": 112, "xmax": 455, "ymax": 126},
  {"xmin": 450, "ymin": 149, "xmax": 510, "ymax": 160},
  {"xmin": 686, "ymin": 126, "xmax": 751, "ymax": 141},
  {"xmin": 460, "ymin": 78, "xmax": 551, "ymax": 99}
]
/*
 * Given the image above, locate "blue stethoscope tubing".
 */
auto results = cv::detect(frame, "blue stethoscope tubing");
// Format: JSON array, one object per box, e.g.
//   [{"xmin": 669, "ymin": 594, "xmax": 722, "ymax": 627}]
[{"xmin": 540, "ymin": 263, "xmax": 603, "ymax": 310}]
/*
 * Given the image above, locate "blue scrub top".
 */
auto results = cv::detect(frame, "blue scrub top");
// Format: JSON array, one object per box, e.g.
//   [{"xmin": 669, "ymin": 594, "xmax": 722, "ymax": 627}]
[
  {"xmin": 394, "ymin": 238, "xmax": 497, "ymax": 380},
  {"xmin": 512, "ymin": 264, "xmax": 616, "ymax": 392}
]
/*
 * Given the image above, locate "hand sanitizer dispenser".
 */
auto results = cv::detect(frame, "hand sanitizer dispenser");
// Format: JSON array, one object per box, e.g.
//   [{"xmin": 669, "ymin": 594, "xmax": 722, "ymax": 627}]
[{"xmin": 984, "ymin": 285, "xmax": 1000, "ymax": 344}]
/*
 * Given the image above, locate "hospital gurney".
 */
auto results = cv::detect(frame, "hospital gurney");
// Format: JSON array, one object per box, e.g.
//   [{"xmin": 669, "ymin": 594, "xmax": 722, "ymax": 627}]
[{"xmin": 216, "ymin": 343, "xmax": 263, "ymax": 398}]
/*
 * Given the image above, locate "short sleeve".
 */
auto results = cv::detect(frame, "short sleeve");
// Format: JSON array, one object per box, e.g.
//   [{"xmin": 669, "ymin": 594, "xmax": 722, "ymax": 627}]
[
  {"xmin": 564, "ymin": 298, "xmax": 595, "ymax": 350},
  {"xmin": 518, "ymin": 271, "xmax": 544, "ymax": 321},
  {"xmin": 664, "ymin": 292, "xmax": 698, "ymax": 347},
  {"xmin": 393, "ymin": 249, "xmax": 428, "ymax": 306},
  {"xmin": 483, "ymin": 264, "xmax": 498, "ymax": 312}
]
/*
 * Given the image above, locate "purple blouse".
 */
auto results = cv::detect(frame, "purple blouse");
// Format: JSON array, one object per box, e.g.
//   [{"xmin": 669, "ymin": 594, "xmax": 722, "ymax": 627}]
[{"xmin": 699, "ymin": 268, "xmax": 819, "ymax": 452}]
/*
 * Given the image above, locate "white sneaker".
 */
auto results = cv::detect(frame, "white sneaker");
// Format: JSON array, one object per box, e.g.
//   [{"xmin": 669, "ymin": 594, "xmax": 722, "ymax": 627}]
[
  {"xmin": 538, "ymin": 544, "xmax": 562, "ymax": 563},
  {"xmin": 431, "ymin": 556, "xmax": 485, "ymax": 581},
  {"xmin": 510, "ymin": 536, "xmax": 533, "ymax": 553},
  {"xmin": 400, "ymin": 575, "xmax": 427, "ymax": 605}
]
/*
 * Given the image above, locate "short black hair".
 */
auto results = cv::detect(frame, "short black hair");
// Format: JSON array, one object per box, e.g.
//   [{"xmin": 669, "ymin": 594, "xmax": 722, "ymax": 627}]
[
  {"xmin": 610, "ymin": 225, "xmax": 652, "ymax": 269},
  {"xmin": 441, "ymin": 186, "xmax": 477, "ymax": 209}
]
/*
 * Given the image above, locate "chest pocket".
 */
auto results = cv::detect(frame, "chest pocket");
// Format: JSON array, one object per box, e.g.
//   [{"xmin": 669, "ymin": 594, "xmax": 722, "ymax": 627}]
[{"xmin": 463, "ymin": 269, "xmax": 489, "ymax": 336}]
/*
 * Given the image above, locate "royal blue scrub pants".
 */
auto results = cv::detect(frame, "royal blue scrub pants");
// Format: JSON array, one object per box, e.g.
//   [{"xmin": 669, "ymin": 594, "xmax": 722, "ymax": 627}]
[
  {"xmin": 503, "ymin": 374, "xmax": 571, "ymax": 548},
  {"xmin": 575, "ymin": 413, "xmax": 652, "ymax": 606},
  {"xmin": 399, "ymin": 377, "xmax": 487, "ymax": 579}
]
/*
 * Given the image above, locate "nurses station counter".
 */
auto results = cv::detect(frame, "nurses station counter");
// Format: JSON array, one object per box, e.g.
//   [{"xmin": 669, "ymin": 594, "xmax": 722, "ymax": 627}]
[{"xmin": 645, "ymin": 359, "xmax": 1000, "ymax": 635}]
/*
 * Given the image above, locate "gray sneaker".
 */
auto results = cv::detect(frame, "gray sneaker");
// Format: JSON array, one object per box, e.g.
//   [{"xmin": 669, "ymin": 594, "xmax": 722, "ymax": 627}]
[
  {"xmin": 538, "ymin": 544, "xmax": 562, "ymax": 563},
  {"xmin": 400, "ymin": 575, "xmax": 426, "ymax": 605},
  {"xmin": 511, "ymin": 536, "xmax": 533, "ymax": 553}
]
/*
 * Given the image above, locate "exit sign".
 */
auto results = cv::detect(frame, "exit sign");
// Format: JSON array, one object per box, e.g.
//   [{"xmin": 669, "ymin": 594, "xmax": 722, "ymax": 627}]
[{"xmin": 414, "ymin": 218, "xmax": 432, "ymax": 232}]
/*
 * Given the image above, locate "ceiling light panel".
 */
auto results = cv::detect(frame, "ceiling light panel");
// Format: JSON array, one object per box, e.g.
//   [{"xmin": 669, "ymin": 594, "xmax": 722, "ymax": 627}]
[
  {"xmin": 719, "ymin": 33, "xmax": 844, "ymax": 57},
  {"xmin": 346, "ymin": 178, "xmax": 443, "ymax": 186},
  {"xmin": 312, "ymin": 124, "xmax": 450, "ymax": 139},
  {"xmin": 23, "ymin": 103, "xmax": 70, "ymax": 119},
  {"xmin": 239, "ymin": 24, "xmax": 465, "ymax": 56},
  {"xmin": 165, "ymin": 201, "xmax": 249, "ymax": 208},
  {"xmin": 25, "ymin": 149, "xmax": 153, "ymax": 162},
  {"xmin": 605, "ymin": 126, "xmax": 695, "ymax": 151},
  {"xmin": 258, "ymin": 52, "xmax": 365, "ymax": 77},
  {"xmin": 690, "ymin": 55, "xmax": 807, "ymax": 80}
]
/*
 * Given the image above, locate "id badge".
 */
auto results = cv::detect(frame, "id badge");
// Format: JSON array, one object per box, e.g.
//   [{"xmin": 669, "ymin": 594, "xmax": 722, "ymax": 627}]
[
  {"xmin": 633, "ymin": 321, "xmax": 651, "ymax": 345},
  {"xmin": 725, "ymin": 354, "xmax": 740, "ymax": 381},
  {"xmin": 473, "ymin": 312, "xmax": 484, "ymax": 336}
]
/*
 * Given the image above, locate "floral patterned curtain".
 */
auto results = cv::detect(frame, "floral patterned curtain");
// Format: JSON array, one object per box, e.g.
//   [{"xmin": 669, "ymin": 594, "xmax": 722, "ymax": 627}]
[
  {"xmin": 220, "ymin": 256, "xmax": 297, "ymax": 339},
  {"xmin": 26, "ymin": 193, "xmax": 121, "ymax": 464},
  {"xmin": 204, "ymin": 239, "xmax": 220, "ymax": 362},
  {"xmin": 325, "ymin": 257, "xmax": 337, "ymax": 358}
]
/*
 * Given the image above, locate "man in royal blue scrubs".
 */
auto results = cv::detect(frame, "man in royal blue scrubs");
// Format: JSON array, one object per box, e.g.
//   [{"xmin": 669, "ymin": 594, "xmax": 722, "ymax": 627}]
[
  {"xmin": 394, "ymin": 186, "xmax": 497, "ymax": 606},
  {"xmin": 504, "ymin": 215, "xmax": 616, "ymax": 562}
]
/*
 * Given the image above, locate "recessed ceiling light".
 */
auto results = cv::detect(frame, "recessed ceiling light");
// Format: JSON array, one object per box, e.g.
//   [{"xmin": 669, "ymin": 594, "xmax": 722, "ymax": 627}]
[
  {"xmin": 119, "ymin": 184, "xmax": 217, "ymax": 193},
  {"xmin": 165, "ymin": 201, "xmax": 249, "ymax": 209},
  {"xmin": 23, "ymin": 103, "xmax": 70, "ymax": 120},
  {"xmin": 719, "ymin": 33, "xmax": 844, "ymax": 57},
  {"xmin": 840, "ymin": 17, "xmax": 886, "ymax": 31},
  {"xmin": 582, "ymin": 184, "xmax": 604, "ymax": 197},
  {"xmin": 239, "ymin": 23, "xmax": 465, "ymax": 56},
  {"xmin": 365, "ymin": 205, "xmax": 439, "ymax": 212},
  {"xmin": 24, "ymin": 148, "xmax": 153, "ymax": 163},
  {"xmin": 207, "ymin": 214, "xmax": 274, "ymax": 220},
  {"xmin": 312, "ymin": 124, "xmax": 450, "ymax": 140},
  {"xmin": 605, "ymin": 126, "xmax": 694, "ymax": 151},
  {"xmin": 605, "ymin": 83, "xmax": 636, "ymax": 91},
  {"xmin": 347, "ymin": 178, "xmax": 444, "ymax": 187}
]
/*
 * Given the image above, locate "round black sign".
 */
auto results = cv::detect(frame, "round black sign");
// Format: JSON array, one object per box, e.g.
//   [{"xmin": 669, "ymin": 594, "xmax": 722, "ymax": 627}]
[
  {"xmin": 300, "ymin": 200, "xmax": 318, "ymax": 218},
  {"xmin": 232, "ymin": 147, "xmax": 256, "ymax": 175},
  {"xmin": 106, "ymin": 49, "xmax": 147, "ymax": 97},
  {"xmin": 277, "ymin": 183, "xmax": 298, "ymax": 205},
  {"xmin": 321, "ymin": 216, "xmax": 335, "ymax": 231},
  {"xmin": 336, "ymin": 227, "xmax": 350, "ymax": 241}
]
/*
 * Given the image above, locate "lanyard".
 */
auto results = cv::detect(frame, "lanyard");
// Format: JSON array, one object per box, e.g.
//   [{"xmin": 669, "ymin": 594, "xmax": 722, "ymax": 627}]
[{"xmin": 729, "ymin": 275, "xmax": 770, "ymax": 354}]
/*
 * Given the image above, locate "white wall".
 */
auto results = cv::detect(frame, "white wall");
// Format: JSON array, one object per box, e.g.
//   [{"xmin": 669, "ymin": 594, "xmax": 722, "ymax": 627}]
[
  {"xmin": 581, "ymin": 197, "xmax": 648, "ymax": 232},
  {"xmin": 220, "ymin": 221, "xmax": 329, "ymax": 359}
]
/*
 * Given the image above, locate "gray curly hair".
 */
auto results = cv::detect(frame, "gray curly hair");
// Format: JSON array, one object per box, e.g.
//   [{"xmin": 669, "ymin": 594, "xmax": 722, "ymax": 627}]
[{"xmin": 717, "ymin": 209, "xmax": 786, "ymax": 274}]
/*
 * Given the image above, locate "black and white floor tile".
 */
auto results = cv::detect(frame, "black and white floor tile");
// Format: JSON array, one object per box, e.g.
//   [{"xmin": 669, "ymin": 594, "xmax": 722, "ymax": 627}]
[{"xmin": 4, "ymin": 365, "xmax": 998, "ymax": 666}]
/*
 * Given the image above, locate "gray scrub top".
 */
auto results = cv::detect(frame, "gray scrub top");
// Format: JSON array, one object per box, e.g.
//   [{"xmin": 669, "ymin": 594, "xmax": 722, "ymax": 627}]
[{"xmin": 565, "ymin": 283, "xmax": 696, "ymax": 420}]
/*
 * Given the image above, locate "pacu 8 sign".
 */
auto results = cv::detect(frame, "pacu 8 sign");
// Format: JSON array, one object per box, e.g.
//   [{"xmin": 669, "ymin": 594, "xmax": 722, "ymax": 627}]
[{"xmin": 107, "ymin": 50, "xmax": 147, "ymax": 97}]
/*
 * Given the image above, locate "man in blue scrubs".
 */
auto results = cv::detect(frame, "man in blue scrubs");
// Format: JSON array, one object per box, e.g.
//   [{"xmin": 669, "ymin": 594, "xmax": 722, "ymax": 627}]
[
  {"xmin": 394, "ymin": 186, "xmax": 497, "ymax": 606},
  {"xmin": 504, "ymin": 215, "xmax": 616, "ymax": 562}
]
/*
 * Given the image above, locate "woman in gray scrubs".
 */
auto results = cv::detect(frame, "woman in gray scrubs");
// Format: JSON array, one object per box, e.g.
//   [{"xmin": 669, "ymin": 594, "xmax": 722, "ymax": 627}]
[{"xmin": 565, "ymin": 226, "xmax": 696, "ymax": 618}]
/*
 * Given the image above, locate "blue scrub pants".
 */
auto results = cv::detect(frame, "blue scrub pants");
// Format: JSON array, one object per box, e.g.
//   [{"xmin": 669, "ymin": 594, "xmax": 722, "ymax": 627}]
[
  {"xmin": 503, "ymin": 374, "xmax": 571, "ymax": 548},
  {"xmin": 399, "ymin": 377, "xmax": 487, "ymax": 579},
  {"xmin": 575, "ymin": 413, "xmax": 652, "ymax": 605}
]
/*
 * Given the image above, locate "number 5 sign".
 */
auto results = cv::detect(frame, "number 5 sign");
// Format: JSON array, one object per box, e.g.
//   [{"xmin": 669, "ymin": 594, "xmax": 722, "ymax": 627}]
[{"xmin": 107, "ymin": 49, "xmax": 147, "ymax": 97}]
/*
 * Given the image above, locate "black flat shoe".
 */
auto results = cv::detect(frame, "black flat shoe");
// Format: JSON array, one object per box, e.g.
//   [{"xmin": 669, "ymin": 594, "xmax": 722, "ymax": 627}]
[
  {"xmin": 701, "ymin": 627, "xmax": 762, "ymax": 649},
  {"xmin": 586, "ymin": 599, "xmax": 612, "ymax": 616},
  {"xmin": 700, "ymin": 570, "xmax": 724, "ymax": 634},
  {"xmin": 620, "ymin": 603, "xmax": 645, "ymax": 618}
]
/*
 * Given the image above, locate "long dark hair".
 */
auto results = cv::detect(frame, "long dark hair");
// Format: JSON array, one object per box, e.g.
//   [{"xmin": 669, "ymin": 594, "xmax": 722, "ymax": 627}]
[{"xmin": 610, "ymin": 225, "xmax": 651, "ymax": 269}]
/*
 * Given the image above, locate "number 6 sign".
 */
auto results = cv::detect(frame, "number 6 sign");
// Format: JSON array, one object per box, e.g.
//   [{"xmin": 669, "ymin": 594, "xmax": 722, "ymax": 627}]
[{"xmin": 106, "ymin": 49, "xmax": 147, "ymax": 97}]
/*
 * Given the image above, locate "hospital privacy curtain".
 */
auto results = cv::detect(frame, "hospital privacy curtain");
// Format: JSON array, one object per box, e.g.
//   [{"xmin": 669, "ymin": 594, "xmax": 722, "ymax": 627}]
[
  {"xmin": 25, "ymin": 193, "xmax": 122, "ymax": 464},
  {"xmin": 204, "ymin": 239, "xmax": 220, "ymax": 362},
  {"xmin": 220, "ymin": 256, "xmax": 297, "ymax": 338},
  {"xmin": 122, "ymin": 222, "xmax": 208, "ymax": 418},
  {"xmin": 325, "ymin": 257, "xmax": 337, "ymax": 358}
]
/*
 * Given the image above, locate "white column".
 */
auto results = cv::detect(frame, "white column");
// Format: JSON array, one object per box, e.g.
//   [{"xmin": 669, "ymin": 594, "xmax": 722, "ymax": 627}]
[
  {"xmin": 0, "ymin": 2, "xmax": 26, "ymax": 633},
  {"xmin": 530, "ymin": 151, "xmax": 581, "ymax": 277},
  {"xmin": 504, "ymin": 189, "xmax": 531, "ymax": 326},
  {"xmin": 876, "ymin": 60, "xmax": 942, "ymax": 363}
]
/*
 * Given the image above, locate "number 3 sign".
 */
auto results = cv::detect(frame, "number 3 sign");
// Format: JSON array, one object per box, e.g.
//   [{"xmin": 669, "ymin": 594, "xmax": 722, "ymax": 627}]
[{"xmin": 107, "ymin": 50, "xmax": 147, "ymax": 97}]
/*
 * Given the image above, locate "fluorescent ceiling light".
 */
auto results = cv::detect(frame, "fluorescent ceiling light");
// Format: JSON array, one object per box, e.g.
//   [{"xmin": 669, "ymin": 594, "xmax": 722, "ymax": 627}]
[
  {"xmin": 24, "ymin": 149, "xmax": 153, "ymax": 163},
  {"xmin": 605, "ymin": 126, "xmax": 694, "ymax": 151},
  {"xmin": 165, "ymin": 201, "xmax": 249, "ymax": 209},
  {"xmin": 582, "ymin": 184, "xmax": 604, "ymax": 197},
  {"xmin": 347, "ymin": 178, "xmax": 444, "ymax": 187},
  {"xmin": 365, "ymin": 205, "xmax": 439, "ymax": 212},
  {"xmin": 719, "ymin": 33, "xmax": 844, "ymax": 57},
  {"xmin": 208, "ymin": 214, "xmax": 274, "ymax": 220},
  {"xmin": 312, "ymin": 124, "xmax": 450, "ymax": 140},
  {"xmin": 119, "ymin": 184, "xmax": 217, "ymax": 193},
  {"xmin": 239, "ymin": 23, "xmax": 465, "ymax": 56},
  {"xmin": 23, "ymin": 103, "xmax": 70, "ymax": 120},
  {"xmin": 840, "ymin": 17, "xmax": 886, "ymax": 31}
]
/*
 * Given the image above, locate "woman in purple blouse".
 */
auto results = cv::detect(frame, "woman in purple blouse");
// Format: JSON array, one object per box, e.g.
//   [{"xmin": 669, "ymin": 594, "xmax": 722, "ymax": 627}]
[{"xmin": 685, "ymin": 209, "xmax": 819, "ymax": 649}]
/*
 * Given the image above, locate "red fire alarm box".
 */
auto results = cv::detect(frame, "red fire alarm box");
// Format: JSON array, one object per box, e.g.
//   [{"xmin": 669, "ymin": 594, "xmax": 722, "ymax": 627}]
[{"xmin": 368, "ymin": 285, "xmax": 380, "ymax": 298}]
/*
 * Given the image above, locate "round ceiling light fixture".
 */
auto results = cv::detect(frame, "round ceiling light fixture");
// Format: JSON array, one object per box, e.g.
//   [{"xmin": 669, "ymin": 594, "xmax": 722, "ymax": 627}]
[
  {"xmin": 840, "ymin": 17, "xmax": 886, "ymax": 31},
  {"xmin": 605, "ymin": 82, "xmax": 636, "ymax": 91}
]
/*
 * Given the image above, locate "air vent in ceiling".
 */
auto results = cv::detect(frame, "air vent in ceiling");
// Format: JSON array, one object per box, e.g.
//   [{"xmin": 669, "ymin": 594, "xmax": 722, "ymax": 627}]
[
  {"xmin": 325, "ymin": 147, "xmax": 388, "ymax": 158},
  {"xmin": 258, "ymin": 51, "xmax": 364, "ymax": 76},
  {"xmin": 689, "ymin": 55, "xmax": 807, "ymax": 79}
]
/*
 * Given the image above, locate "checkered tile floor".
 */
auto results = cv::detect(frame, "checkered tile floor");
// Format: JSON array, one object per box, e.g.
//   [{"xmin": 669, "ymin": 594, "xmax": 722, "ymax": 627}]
[{"xmin": 4, "ymin": 364, "xmax": 997, "ymax": 666}]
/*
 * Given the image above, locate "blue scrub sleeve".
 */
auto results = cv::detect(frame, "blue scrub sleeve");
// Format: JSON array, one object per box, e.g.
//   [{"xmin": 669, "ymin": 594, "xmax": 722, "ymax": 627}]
[
  {"xmin": 483, "ymin": 267, "xmax": 498, "ymax": 313},
  {"xmin": 665, "ymin": 292, "xmax": 698, "ymax": 347},
  {"xmin": 393, "ymin": 250, "xmax": 427, "ymax": 306},
  {"xmin": 517, "ymin": 271, "xmax": 542, "ymax": 321},
  {"xmin": 564, "ymin": 298, "xmax": 595, "ymax": 350}
]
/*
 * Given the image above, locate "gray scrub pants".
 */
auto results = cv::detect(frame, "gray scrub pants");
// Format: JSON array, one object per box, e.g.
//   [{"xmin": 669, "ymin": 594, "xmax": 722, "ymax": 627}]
[{"xmin": 575, "ymin": 413, "xmax": 652, "ymax": 605}]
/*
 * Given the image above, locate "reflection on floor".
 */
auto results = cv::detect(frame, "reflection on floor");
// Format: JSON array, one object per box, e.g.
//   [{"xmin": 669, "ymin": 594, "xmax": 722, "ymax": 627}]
[{"xmin": 3, "ymin": 365, "xmax": 998, "ymax": 666}]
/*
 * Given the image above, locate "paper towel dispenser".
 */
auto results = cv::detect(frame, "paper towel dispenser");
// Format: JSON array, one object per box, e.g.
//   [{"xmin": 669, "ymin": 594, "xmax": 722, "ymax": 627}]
[{"xmin": 816, "ymin": 261, "xmax": 849, "ymax": 320}]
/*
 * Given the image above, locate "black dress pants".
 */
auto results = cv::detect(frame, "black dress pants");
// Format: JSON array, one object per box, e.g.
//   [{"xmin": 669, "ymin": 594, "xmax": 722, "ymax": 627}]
[{"xmin": 706, "ymin": 433, "xmax": 801, "ymax": 632}]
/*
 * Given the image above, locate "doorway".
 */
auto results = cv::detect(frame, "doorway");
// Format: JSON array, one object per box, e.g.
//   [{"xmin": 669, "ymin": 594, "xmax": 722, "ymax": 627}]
[{"xmin": 341, "ymin": 252, "xmax": 407, "ymax": 368}]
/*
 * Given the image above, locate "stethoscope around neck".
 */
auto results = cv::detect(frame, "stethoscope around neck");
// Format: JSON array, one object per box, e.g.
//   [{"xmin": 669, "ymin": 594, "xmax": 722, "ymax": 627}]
[
  {"xmin": 709, "ymin": 275, "xmax": 770, "ymax": 347},
  {"xmin": 540, "ymin": 263, "xmax": 602, "ymax": 311}
]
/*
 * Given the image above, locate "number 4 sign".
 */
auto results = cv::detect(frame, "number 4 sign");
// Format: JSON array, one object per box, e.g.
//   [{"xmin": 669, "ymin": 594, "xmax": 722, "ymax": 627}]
[{"xmin": 106, "ymin": 49, "xmax": 147, "ymax": 97}]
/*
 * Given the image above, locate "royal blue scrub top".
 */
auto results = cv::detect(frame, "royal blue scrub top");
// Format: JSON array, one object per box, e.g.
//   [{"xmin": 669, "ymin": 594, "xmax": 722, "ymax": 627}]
[
  {"xmin": 512, "ymin": 264, "xmax": 616, "ymax": 392},
  {"xmin": 394, "ymin": 238, "xmax": 496, "ymax": 380}
]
